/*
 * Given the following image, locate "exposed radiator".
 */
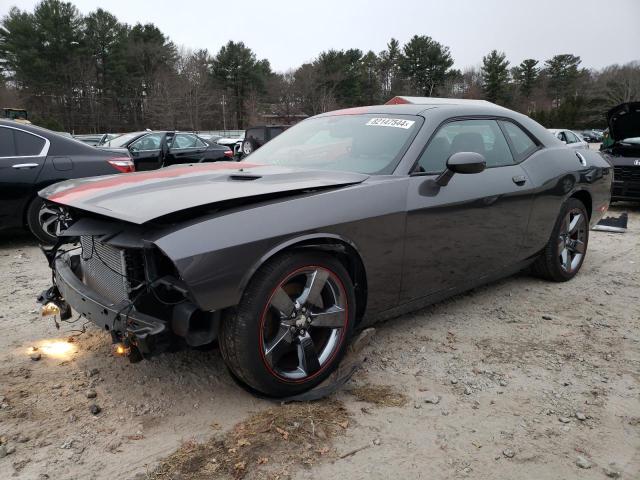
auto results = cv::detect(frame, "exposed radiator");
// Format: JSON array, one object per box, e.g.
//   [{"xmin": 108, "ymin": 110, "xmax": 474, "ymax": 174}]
[{"xmin": 79, "ymin": 236, "xmax": 140, "ymax": 304}]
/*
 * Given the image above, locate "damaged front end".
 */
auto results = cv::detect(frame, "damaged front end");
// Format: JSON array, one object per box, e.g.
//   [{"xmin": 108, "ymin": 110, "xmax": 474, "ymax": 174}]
[{"xmin": 38, "ymin": 217, "xmax": 220, "ymax": 362}]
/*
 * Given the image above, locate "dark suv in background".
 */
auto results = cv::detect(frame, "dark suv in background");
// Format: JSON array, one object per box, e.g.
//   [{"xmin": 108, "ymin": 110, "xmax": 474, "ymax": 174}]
[
  {"xmin": 240, "ymin": 125, "xmax": 289, "ymax": 157},
  {"xmin": 601, "ymin": 102, "xmax": 640, "ymax": 202}
]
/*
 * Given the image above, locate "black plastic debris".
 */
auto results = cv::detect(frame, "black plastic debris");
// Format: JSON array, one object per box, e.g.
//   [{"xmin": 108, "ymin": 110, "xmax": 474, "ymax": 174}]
[{"xmin": 593, "ymin": 213, "xmax": 628, "ymax": 233}]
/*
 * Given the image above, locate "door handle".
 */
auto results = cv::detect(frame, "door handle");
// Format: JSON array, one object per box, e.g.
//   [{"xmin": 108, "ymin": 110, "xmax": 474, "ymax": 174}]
[
  {"xmin": 12, "ymin": 163, "xmax": 39, "ymax": 169},
  {"xmin": 512, "ymin": 175, "xmax": 527, "ymax": 186}
]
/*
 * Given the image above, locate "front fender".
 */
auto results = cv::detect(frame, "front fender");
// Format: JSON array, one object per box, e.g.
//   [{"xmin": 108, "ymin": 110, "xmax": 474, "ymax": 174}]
[{"xmin": 153, "ymin": 178, "xmax": 408, "ymax": 314}]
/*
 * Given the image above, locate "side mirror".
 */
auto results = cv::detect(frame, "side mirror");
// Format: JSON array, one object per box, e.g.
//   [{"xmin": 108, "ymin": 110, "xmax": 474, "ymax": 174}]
[{"xmin": 436, "ymin": 151, "xmax": 486, "ymax": 186}]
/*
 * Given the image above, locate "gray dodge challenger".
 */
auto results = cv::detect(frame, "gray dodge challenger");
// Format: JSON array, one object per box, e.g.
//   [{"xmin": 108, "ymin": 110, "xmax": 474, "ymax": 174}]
[{"xmin": 38, "ymin": 98, "xmax": 612, "ymax": 397}]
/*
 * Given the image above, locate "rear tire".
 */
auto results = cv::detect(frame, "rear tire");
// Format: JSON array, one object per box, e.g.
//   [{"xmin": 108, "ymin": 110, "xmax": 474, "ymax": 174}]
[
  {"xmin": 26, "ymin": 196, "xmax": 69, "ymax": 244},
  {"xmin": 531, "ymin": 198, "xmax": 589, "ymax": 282},
  {"xmin": 219, "ymin": 251, "xmax": 356, "ymax": 397}
]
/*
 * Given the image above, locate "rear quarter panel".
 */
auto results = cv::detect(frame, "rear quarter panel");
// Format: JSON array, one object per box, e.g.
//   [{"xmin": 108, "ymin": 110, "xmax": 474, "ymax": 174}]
[{"xmin": 519, "ymin": 147, "xmax": 611, "ymax": 257}]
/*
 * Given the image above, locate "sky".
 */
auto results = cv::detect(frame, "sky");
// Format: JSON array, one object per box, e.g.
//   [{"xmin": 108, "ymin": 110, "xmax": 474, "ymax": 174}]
[{"xmin": 2, "ymin": 0, "xmax": 639, "ymax": 72}]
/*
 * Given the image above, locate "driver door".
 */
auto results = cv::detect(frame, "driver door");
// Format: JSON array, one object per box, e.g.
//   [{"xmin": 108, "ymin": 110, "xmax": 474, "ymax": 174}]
[
  {"xmin": 129, "ymin": 132, "xmax": 164, "ymax": 171},
  {"xmin": 165, "ymin": 133, "xmax": 207, "ymax": 165},
  {"xmin": 400, "ymin": 118, "xmax": 535, "ymax": 302}
]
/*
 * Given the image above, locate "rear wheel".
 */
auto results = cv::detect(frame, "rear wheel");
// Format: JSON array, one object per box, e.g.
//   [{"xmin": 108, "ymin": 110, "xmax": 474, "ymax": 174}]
[
  {"xmin": 26, "ymin": 196, "xmax": 71, "ymax": 244},
  {"xmin": 219, "ymin": 252, "xmax": 355, "ymax": 397},
  {"xmin": 531, "ymin": 198, "xmax": 589, "ymax": 282},
  {"xmin": 241, "ymin": 139, "xmax": 256, "ymax": 156}
]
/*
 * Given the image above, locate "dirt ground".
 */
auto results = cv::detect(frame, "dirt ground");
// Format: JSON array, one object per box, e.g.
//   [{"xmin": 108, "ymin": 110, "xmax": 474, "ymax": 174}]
[{"xmin": 0, "ymin": 202, "xmax": 638, "ymax": 480}]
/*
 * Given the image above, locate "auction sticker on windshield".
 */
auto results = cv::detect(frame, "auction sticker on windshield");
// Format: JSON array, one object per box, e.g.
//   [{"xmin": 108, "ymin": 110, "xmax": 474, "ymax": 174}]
[{"xmin": 366, "ymin": 118, "xmax": 415, "ymax": 129}]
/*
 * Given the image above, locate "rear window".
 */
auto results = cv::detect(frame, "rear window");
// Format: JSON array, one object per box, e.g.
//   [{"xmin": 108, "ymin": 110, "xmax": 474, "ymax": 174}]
[
  {"xmin": 500, "ymin": 121, "xmax": 538, "ymax": 160},
  {"xmin": 246, "ymin": 114, "xmax": 421, "ymax": 174}
]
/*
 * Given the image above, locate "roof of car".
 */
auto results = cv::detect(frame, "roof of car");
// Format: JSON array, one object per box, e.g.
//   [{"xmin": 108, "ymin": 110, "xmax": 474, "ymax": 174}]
[{"xmin": 317, "ymin": 100, "xmax": 511, "ymax": 118}]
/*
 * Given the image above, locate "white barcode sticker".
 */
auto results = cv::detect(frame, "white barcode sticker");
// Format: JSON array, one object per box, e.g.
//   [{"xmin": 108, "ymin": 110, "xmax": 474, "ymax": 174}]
[{"xmin": 365, "ymin": 118, "xmax": 415, "ymax": 129}]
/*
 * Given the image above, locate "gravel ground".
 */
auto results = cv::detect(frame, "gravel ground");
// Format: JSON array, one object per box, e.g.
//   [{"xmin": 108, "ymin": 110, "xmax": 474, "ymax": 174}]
[{"xmin": 0, "ymin": 203, "xmax": 638, "ymax": 480}]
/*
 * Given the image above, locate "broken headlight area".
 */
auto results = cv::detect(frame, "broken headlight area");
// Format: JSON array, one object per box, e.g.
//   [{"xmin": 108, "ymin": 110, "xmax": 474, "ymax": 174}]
[{"xmin": 39, "ymin": 230, "xmax": 219, "ymax": 361}]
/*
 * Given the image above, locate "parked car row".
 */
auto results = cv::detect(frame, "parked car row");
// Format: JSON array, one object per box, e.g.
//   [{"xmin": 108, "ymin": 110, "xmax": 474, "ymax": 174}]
[
  {"xmin": 3, "ymin": 103, "xmax": 638, "ymax": 246},
  {"xmin": 547, "ymin": 129, "xmax": 589, "ymax": 150},
  {"xmin": 101, "ymin": 131, "xmax": 233, "ymax": 171}
]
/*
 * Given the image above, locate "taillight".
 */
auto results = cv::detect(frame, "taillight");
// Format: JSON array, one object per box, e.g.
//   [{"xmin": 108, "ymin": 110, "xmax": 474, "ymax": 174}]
[
  {"xmin": 107, "ymin": 157, "xmax": 135, "ymax": 173},
  {"xmin": 223, "ymin": 149, "xmax": 234, "ymax": 158}
]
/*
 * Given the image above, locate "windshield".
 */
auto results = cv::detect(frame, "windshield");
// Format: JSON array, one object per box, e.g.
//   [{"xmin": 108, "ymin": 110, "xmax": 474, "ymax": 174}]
[
  {"xmin": 104, "ymin": 132, "xmax": 143, "ymax": 148},
  {"xmin": 244, "ymin": 114, "xmax": 421, "ymax": 174}
]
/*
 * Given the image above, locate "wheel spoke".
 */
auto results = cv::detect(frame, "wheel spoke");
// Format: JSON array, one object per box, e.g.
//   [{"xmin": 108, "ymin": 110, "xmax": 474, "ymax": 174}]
[
  {"xmin": 41, "ymin": 216, "xmax": 57, "ymax": 232},
  {"xmin": 270, "ymin": 287, "xmax": 295, "ymax": 318},
  {"xmin": 310, "ymin": 304, "xmax": 345, "ymax": 328},
  {"xmin": 572, "ymin": 240, "xmax": 585, "ymax": 254},
  {"xmin": 39, "ymin": 206, "xmax": 58, "ymax": 218},
  {"xmin": 560, "ymin": 248, "xmax": 569, "ymax": 270},
  {"xmin": 297, "ymin": 333, "xmax": 320, "ymax": 375},
  {"xmin": 264, "ymin": 324, "xmax": 293, "ymax": 367},
  {"xmin": 297, "ymin": 269, "xmax": 329, "ymax": 307},
  {"xmin": 568, "ymin": 213, "xmax": 582, "ymax": 233}
]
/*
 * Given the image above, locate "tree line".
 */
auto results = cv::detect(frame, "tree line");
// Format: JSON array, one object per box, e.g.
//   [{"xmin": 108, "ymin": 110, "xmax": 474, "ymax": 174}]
[{"xmin": 0, "ymin": 0, "xmax": 638, "ymax": 133}]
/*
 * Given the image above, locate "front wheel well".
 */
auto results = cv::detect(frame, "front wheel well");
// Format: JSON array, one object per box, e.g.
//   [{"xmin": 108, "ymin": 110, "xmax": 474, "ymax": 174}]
[
  {"xmin": 283, "ymin": 239, "xmax": 368, "ymax": 322},
  {"xmin": 570, "ymin": 190, "xmax": 592, "ymax": 219}
]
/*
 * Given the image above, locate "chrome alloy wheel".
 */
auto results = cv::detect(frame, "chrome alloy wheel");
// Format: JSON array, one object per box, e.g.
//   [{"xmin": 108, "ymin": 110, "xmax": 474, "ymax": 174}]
[
  {"xmin": 38, "ymin": 203, "xmax": 72, "ymax": 238},
  {"xmin": 259, "ymin": 267, "xmax": 348, "ymax": 381},
  {"xmin": 558, "ymin": 208, "xmax": 587, "ymax": 273}
]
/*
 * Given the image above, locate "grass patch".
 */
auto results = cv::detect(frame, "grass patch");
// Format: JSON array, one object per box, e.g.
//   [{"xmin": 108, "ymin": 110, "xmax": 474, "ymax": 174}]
[
  {"xmin": 347, "ymin": 384, "xmax": 407, "ymax": 407},
  {"xmin": 149, "ymin": 399, "xmax": 350, "ymax": 479}
]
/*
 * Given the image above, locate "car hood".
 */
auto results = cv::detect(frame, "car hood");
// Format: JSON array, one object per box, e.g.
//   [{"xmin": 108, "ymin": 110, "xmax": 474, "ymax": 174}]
[
  {"xmin": 607, "ymin": 102, "xmax": 640, "ymax": 141},
  {"xmin": 39, "ymin": 162, "xmax": 368, "ymax": 224}
]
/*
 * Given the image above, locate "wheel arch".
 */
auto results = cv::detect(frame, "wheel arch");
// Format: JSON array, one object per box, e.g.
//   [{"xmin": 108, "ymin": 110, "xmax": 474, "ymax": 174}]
[
  {"xmin": 569, "ymin": 189, "xmax": 592, "ymax": 219},
  {"xmin": 239, "ymin": 233, "xmax": 369, "ymax": 322}
]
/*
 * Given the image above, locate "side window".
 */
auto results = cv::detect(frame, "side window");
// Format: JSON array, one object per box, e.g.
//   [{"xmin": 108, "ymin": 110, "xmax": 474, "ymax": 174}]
[
  {"xmin": 0, "ymin": 127, "xmax": 16, "ymax": 157},
  {"xmin": 172, "ymin": 133, "xmax": 202, "ymax": 149},
  {"xmin": 14, "ymin": 129, "xmax": 46, "ymax": 156},
  {"xmin": 500, "ymin": 121, "xmax": 538, "ymax": 160},
  {"xmin": 565, "ymin": 131, "xmax": 579, "ymax": 144},
  {"xmin": 130, "ymin": 133, "xmax": 163, "ymax": 151},
  {"xmin": 417, "ymin": 119, "xmax": 514, "ymax": 173}
]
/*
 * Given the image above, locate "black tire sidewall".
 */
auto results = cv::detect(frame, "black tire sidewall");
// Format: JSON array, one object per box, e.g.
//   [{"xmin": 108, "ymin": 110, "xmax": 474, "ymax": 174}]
[
  {"xmin": 221, "ymin": 252, "xmax": 356, "ymax": 397},
  {"xmin": 26, "ymin": 196, "xmax": 57, "ymax": 244}
]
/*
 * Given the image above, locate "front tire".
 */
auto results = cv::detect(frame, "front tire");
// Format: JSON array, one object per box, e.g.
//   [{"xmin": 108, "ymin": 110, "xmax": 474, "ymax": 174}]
[
  {"xmin": 219, "ymin": 252, "xmax": 356, "ymax": 397},
  {"xmin": 531, "ymin": 198, "xmax": 589, "ymax": 282}
]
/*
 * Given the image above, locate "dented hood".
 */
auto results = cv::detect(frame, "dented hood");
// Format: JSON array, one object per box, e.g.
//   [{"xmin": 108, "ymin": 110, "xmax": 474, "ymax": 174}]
[{"xmin": 39, "ymin": 161, "xmax": 368, "ymax": 224}]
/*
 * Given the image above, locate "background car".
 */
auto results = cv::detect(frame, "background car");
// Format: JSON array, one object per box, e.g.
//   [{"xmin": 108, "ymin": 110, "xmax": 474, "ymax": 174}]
[
  {"xmin": 40, "ymin": 99, "xmax": 611, "ymax": 397},
  {"xmin": 548, "ymin": 129, "xmax": 589, "ymax": 150},
  {"xmin": 600, "ymin": 101, "xmax": 640, "ymax": 202},
  {"xmin": 240, "ymin": 125, "xmax": 289, "ymax": 157},
  {"xmin": 101, "ymin": 131, "xmax": 233, "ymax": 171},
  {"xmin": 0, "ymin": 120, "xmax": 134, "ymax": 243},
  {"xmin": 216, "ymin": 133, "xmax": 244, "ymax": 157},
  {"xmin": 580, "ymin": 130, "xmax": 603, "ymax": 143}
]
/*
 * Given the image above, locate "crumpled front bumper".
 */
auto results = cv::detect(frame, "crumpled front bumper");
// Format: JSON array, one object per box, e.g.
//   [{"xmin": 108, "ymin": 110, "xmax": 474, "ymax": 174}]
[{"xmin": 51, "ymin": 253, "xmax": 168, "ymax": 356}]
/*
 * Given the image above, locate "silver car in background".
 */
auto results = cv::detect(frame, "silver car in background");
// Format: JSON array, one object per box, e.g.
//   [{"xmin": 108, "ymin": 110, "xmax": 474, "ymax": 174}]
[{"xmin": 548, "ymin": 129, "xmax": 589, "ymax": 150}]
